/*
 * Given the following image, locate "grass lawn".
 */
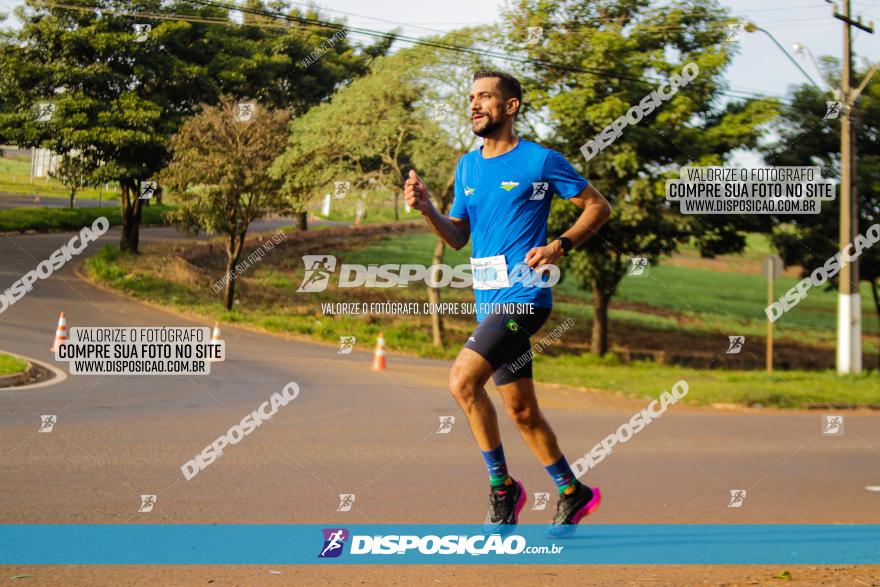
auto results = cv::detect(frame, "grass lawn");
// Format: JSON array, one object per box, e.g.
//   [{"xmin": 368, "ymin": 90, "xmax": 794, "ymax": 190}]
[
  {"xmin": 0, "ymin": 156, "xmax": 120, "ymax": 202},
  {"xmin": 308, "ymin": 231, "xmax": 880, "ymax": 352},
  {"xmin": 0, "ymin": 353, "xmax": 29, "ymax": 376},
  {"xmin": 540, "ymin": 353, "xmax": 879, "ymax": 408},
  {"xmin": 84, "ymin": 242, "xmax": 468, "ymax": 360},
  {"xmin": 646, "ymin": 233, "xmax": 880, "ymax": 341},
  {"xmin": 83, "ymin": 228, "xmax": 880, "ymax": 408},
  {"xmin": 615, "ymin": 263, "xmax": 880, "ymax": 338},
  {"xmin": 0, "ymin": 204, "xmax": 173, "ymax": 232},
  {"xmin": 314, "ymin": 194, "xmax": 422, "ymax": 225}
]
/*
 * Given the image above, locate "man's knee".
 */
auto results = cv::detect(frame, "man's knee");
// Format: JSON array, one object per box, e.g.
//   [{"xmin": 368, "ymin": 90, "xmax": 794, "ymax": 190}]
[
  {"xmin": 505, "ymin": 399, "xmax": 541, "ymax": 429},
  {"xmin": 448, "ymin": 363, "xmax": 482, "ymax": 407}
]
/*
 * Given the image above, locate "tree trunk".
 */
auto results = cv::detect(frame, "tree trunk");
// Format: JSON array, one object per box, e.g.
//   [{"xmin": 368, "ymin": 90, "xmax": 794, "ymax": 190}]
[
  {"xmin": 427, "ymin": 237, "xmax": 446, "ymax": 347},
  {"xmin": 69, "ymin": 188, "xmax": 76, "ymax": 209},
  {"xmin": 591, "ymin": 279, "xmax": 610, "ymax": 356},
  {"xmin": 294, "ymin": 211, "xmax": 308, "ymax": 231},
  {"xmin": 119, "ymin": 179, "xmax": 143, "ymax": 253},
  {"xmin": 224, "ymin": 230, "xmax": 246, "ymax": 310},
  {"xmin": 393, "ymin": 190, "xmax": 399, "ymax": 221}
]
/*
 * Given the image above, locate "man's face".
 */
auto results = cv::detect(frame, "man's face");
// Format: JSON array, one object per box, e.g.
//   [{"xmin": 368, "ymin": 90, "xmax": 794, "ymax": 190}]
[{"xmin": 469, "ymin": 77, "xmax": 516, "ymax": 137}]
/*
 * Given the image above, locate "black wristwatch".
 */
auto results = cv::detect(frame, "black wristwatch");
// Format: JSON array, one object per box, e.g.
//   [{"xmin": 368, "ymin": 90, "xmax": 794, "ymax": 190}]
[{"xmin": 558, "ymin": 236, "xmax": 573, "ymax": 255}]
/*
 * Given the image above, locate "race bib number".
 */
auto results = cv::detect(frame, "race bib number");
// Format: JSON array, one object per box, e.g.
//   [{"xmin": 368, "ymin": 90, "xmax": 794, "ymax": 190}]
[{"xmin": 470, "ymin": 255, "xmax": 510, "ymax": 290}]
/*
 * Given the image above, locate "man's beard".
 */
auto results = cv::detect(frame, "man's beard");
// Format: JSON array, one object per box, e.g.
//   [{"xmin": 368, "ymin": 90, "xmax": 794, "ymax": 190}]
[{"xmin": 472, "ymin": 115, "xmax": 502, "ymax": 137}]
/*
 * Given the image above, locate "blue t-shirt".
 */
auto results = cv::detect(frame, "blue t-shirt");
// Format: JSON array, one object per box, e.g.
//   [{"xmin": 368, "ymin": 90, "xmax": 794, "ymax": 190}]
[{"xmin": 449, "ymin": 139, "xmax": 589, "ymax": 322}]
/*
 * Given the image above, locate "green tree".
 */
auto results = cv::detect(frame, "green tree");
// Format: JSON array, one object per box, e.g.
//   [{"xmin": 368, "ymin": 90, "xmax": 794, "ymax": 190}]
[
  {"xmin": 760, "ymin": 61, "xmax": 880, "ymax": 347},
  {"xmin": 0, "ymin": 0, "xmax": 375, "ymax": 251},
  {"xmin": 407, "ymin": 31, "xmax": 487, "ymax": 345},
  {"xmin": 271, "ymin": 48, "xmax": 431, "ymax": 222},
  {"xmin": 270, "ymin": 36, "xmax": 483, "ymax": 345},
  {"xmin": 0, "ymin": 0, "xmax": 221, "ymax": 251},
  {"xmin": 503, "ymin": 0, "xmax": 778, "ymax": 355},
  {"xmin": 50, "ymin": 152, "xmax": 98, "ymax": 208},
  {"xmin": 161, "ymin": 96, "xmax": 290, "ymax": 309}
]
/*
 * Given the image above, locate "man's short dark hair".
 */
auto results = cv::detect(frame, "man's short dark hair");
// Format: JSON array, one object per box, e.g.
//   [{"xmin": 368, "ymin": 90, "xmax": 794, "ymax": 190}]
[{"xmin": 473, "ymin": 70, "xmax": 523, "ymax": 117}]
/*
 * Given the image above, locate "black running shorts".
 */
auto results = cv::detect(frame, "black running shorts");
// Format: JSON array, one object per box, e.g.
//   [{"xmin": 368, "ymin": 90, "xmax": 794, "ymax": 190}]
[{"xmin": 464, "ymin": 305, "xmax": 552, "ymax": 386}]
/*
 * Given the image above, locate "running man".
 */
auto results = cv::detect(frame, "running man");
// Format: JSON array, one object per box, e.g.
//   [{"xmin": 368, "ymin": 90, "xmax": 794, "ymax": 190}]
[{"xmin": 404, "ymin": 70, "xmax": 612, "ymax": 537}]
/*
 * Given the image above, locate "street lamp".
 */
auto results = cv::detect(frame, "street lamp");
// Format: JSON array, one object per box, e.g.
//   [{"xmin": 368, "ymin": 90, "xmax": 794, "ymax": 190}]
[
  {"xmin": 792, "ymin": 42, "xmax": 837, "ymax": 94},
  {"xmin": 744, "ymin": 23, "xmax": 823, "ymax": 89}
]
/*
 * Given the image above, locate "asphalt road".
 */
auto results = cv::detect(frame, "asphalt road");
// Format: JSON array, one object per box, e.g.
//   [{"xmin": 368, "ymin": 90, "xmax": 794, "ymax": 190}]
[
  {"xmin": 0, "ymin": 193, "xmax": 114, "ymax": 209},
  {"xmin": 1, "ymin": 224, "xmax": 878, "ymax": 585}
]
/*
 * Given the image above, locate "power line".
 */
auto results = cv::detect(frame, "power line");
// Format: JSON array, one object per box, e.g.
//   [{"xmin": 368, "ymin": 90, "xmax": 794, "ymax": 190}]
[
  {"xmin": 18, "ymin": 0, "xmax": 794, "ymax": 106},
  {"xmin": 185, "ymin": 0, "xmax": 789, "ymax": 105}
]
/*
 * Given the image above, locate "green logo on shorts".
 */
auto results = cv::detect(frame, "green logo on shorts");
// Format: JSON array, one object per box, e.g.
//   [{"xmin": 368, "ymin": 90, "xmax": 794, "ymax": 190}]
[{"xmin": 506, "ymin": 319, "xmax": 519, "ymax": 332}]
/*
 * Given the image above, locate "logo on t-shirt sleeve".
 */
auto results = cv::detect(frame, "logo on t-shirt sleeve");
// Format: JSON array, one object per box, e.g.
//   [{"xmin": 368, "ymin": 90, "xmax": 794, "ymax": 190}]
[{"xmin": 529, "ymin": 182, "xmax": 549, "ymax": 200}]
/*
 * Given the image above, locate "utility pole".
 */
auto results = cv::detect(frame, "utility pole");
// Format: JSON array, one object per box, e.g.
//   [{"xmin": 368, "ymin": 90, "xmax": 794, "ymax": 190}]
[
  {"xmin": 767, "ymin": 257, "xmax": 775, "ymax": 373},
  {"xmin": 834, "ymin": 0, "xmax": 875, "ymax": 374}
]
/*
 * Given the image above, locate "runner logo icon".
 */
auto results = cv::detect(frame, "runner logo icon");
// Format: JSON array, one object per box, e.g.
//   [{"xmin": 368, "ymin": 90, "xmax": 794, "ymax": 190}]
[
  {"xmin": 298, "ymin": 255, "xmax": 337, "ymax": 292},
  {"xmin": 628, "ymin": 257, "xmax": 649, "ymax": 276},
  {"xmin": 726, "ymin": 336, "xmax": 745, "ymax": 354},
  {"xmin": 431, "ymin": 103, "xmax": 451, "ymax": 121},
  {"xmin": 235, "ymin": 102, "xmax": 255, "ymax": 122},
  {"xmin": 132, "ymin": 23, "xmax": 151, "ymax": 42},
  {"xmin": 337, "ymin": 494, "xmax": 355, "ymax": 512},
  {"xmin": 725, "ymin": 23, "xmax": 744, "ymax": 42},
  {"xmin": 139, "ymin": 181, "xmax": 157, "ymax": 200},
  {"xmin": 338, "ymin": 336, "xmax": 356, "ymax": 354},
  {"xmin": 531, "ymin": 492, "xmax": 550, "ymax": 511},
  {"xmin": 824, "ymin": 101, "xmax": 842, "ymax": 120},
  {"xmin": 530, "ymin": 182, "xmax": 549, "ymax": 200},
  {"xmin": 822, "ymin": 415, "xmax": 844, "ymax": 436},
  {"xmin": 39, "ymin": 415, "xmax": 57, "ymax": 433},
  {"xmin": 138, "ymin": 494, "xmax": 157, "ymax": 513},
  {"xmin": 437, "ymin": 416, "xmax": 455, "ymax": 433},
  {"xmin": 34, "ymin": 102, "xmax": 55, "ymax": 122},
  {"xmin": 526, "ymin": 26, "xmax": 543, "ymax": 45},
  {"xmin": 727, "ymin": 489, "xmax": 746, "ymax": 508},
  {"xmin": 318, "ymin": 528, "xmax": 349, "ymax": 558}
]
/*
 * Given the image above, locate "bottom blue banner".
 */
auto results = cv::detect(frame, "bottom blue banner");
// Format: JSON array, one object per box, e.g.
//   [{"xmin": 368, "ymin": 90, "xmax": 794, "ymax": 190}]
[{"xmin": 0, "ymin": 524, "xmax": 877, "ymax": 564}]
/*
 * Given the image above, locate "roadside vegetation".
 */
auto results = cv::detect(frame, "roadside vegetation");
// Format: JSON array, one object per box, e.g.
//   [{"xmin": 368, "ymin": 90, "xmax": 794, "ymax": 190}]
[
  {"xmin": 0, "ymin": 205, "xmax": 173, "ymax": 233},
  {"xmin": 0, "ymin": 353, "xmax": 29, "ymax": 376},
  {"xmin": 83, "ymin": 228, "xmax": 880, "ymax": 408},
  {"xmin": 0, "ymin": 155, "xmax": 119, "ymax": 202}
]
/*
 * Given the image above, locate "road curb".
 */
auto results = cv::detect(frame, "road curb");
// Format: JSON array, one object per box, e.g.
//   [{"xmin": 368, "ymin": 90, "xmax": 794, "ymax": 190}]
[
  {"xmin": 0, "ymin": 349, "xmax": 67, "ymax": 390},
  {"xmin": 0, "ymin": 362, "xmax": 33, "ymax": 387}
]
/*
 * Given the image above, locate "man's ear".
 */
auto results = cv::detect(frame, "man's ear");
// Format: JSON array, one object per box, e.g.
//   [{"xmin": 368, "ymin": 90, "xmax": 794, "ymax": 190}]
[{"xmin": 506, "ymin": 98, "xmax": 520, "ymax": 118}]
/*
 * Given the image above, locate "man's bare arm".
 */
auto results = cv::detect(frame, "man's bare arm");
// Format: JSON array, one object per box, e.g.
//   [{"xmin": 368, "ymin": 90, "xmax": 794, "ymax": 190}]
[
  {"xmin": 524, "ymin": 183, "xmax": 612, "ymax": 267},
  {"xmin": 421, "ymin": 206, "xmax": 471, "ymax": 251},
  {"xmin": 404, "ymin": 169, "xmax": 470, "ymax": 250},
  {"xmin": 560, "ymin": 183, "xmax": 612, "ymax": 246}
]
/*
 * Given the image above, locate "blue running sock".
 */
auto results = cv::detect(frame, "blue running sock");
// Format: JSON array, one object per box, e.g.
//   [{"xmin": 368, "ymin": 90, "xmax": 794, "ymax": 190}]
[
  {"xmin": 545, "ymin": 455, "xmax": 578, "ymax": 494},
  {"xmin": 481, "ymin": 444, "xmax": 511, "ymax": 487}
]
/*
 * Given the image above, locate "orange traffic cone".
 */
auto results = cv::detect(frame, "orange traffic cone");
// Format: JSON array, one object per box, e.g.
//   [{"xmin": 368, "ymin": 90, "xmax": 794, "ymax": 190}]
[
  {"xmin": 209, "ymin": 322, "xmax": 222, "ymax": 362},
  {"xmin": 371, "ymin": 332, "xmax": 386, "ymax": 371},
  {"xmin": 51, "ymin": 312, "xmax": 68, "ymax": 352}
]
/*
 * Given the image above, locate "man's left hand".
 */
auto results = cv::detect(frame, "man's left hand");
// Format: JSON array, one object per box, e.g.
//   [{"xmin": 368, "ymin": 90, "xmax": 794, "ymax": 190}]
[{"xmin": 524, "ymin": 241, "xmax": 564, "ymax": 268}]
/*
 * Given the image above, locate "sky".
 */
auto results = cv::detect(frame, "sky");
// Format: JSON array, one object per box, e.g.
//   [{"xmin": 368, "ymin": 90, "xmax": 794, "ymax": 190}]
[
  {"xmin": 2, "ymin": 0, "xmax": 877, "ymax": 99},
  {"xmin": 285, "ymin": 0, "xmax": 878, "ymax": 166},
  {"xmin": 292, "ymin": 0, "xmax": 880, "ymax": 100},
  {"xmin": 1, "ymin": 0, "xmax": 877, "ymax": 163}
]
